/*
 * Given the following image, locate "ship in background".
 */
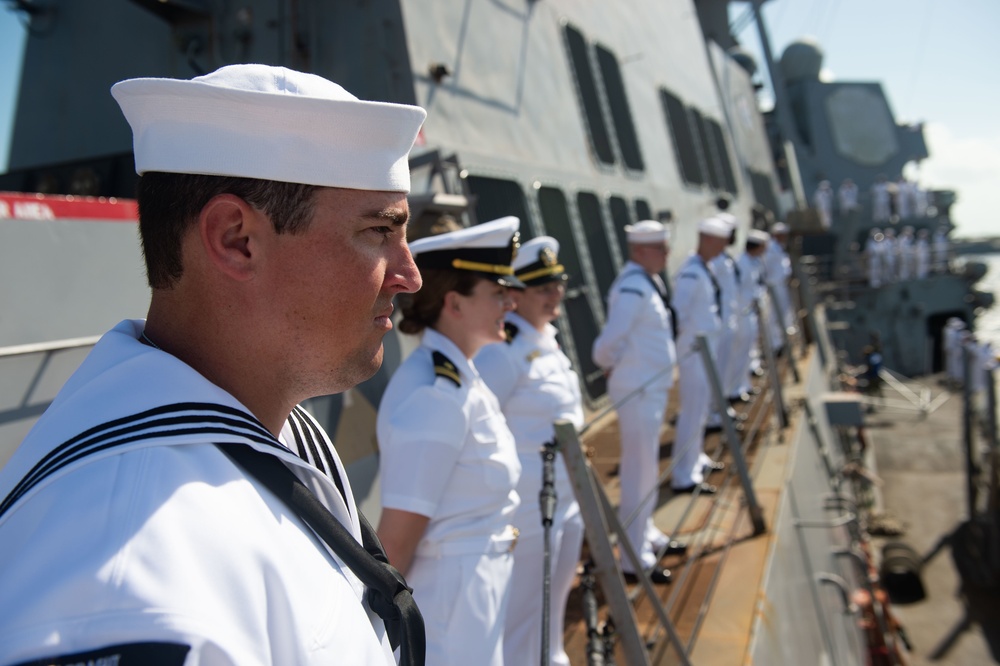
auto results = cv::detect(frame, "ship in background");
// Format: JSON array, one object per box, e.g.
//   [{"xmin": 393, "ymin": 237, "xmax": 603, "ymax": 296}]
[{"xmin": 1, "ymin": 0, "xmax": 994, "ymax": 663}]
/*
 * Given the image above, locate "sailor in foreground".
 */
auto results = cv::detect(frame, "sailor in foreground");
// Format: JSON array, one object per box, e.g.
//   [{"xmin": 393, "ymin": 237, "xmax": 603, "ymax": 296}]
[
  {"xmin": 376, "ymin": 217, "xmax": 523, "ymax": 666},
  {"xmin": 0, "ymin": 65, "xmax": 426, "ymax": 665},
  {"xmin": 592, "ymin": 220, "xmax": 684, "ymax": 585},
  {"xmin": 475, "ymin": 236, "xmax": 584, "ymax": 665},
  {"xmin": 670, "ymin": 216, "xmax": 730, "ymax": 495}
]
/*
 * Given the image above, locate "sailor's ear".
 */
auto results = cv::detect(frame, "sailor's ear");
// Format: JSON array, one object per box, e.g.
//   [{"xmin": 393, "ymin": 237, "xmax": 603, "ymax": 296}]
[{"xmin": 197, "ymin": 194, "xmax": 263, "ymax": 282}]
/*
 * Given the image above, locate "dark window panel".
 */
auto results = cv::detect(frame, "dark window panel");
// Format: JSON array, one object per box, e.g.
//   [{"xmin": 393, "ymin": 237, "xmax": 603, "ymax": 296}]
[
  {"xmin": 594, "ymin": 44, "xmax": 644, "ymax": 171},
  {"xmin": 563, "ymin": 24, "xmax": 615, "ymax": 165},
  {"xmin": 658, "ymin": 88, "xmax": 704, "ymax": 185},
  {"xmin": 465, "ymin": 175, "xmax": 534, "ymax": 242}
]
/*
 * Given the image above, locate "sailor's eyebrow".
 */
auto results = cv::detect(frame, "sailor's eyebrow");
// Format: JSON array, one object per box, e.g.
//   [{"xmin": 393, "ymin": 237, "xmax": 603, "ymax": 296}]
[{"xmin": 361, "ymin": 207, "xmax": 409, "ymax": 226}]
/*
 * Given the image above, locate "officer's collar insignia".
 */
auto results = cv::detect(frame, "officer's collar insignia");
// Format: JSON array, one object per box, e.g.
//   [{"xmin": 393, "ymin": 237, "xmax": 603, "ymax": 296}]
[
  {"xmin": 504, "ymin": 321, "xmax": 520, "ymax": 344},
  {"xmin": 432, "ymin": 350, "xmax": 461, "ymax": 387},
  {"xmin": 526, "ymin": 349, "xmax": 541, "ymax": 362}
]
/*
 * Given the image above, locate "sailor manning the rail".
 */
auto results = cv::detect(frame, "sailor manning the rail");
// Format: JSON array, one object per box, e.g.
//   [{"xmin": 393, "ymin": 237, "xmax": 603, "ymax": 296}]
[
  {"xmin": 670, "ymin": 216, "xmax": 731, "ymax": 496},
  {"xmin": 376, "ymin": 217, "xmax": 523, "ymax": 666},
  {"xmin": 592, "ymin": 220, "xmax": 685, "ymax": 585},
  {"xmin": 732, "ymin": 229, "xmax": 771, "ymax": 399},
  {"xmin": 706, "ymin": 212, "xmax": 745, "ymax": 420},
  {"xmin": 476, "ymin": 236, "xmax": 585, "ymax": 666},
  {"xmin": 0, "ymin": 65, "xmax": 426, "ymax": 665}
]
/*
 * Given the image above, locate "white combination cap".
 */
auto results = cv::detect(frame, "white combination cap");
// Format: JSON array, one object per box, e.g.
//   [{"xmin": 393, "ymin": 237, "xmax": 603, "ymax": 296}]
[
  {"xmin": 513, "ymin": 236, "xmax": 568, "ymax": 287},
  {"xmin": 698, "ymin": 216, "xmax": 731, "ymax": 239},
  {"xmin": 770, "ymin": 222, "xmax": 790, "ymax": 234},
  {"xmin": 747, "ymin": 229, "xmax": 771, "ymax": 245},
  {"xmin": 111, "ymin": 64, "xmax": 427, "ymax": 192},
  {"xmin": 625, "ymin": 219, "xmax": 670, "ymax": 245},
  {"xmin": 409, "ymin": 216, "xmax": 523, "ymax": 287}
]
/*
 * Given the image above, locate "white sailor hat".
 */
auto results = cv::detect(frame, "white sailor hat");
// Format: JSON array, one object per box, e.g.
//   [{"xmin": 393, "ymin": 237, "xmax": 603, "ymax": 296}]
[
  {"xmin": 111, "ymin": 64, "xmax": 427, "ymax": 192},
  {"xmin": 512, "ymin": 236, "xmax": 568, "ymax": 287},
  {"xmin": 409, "ymin": 216, "xmax": 524, "ymax": 287},
  {"xmin": 746, "ymin": 229, "xmax": 771, "ymax": 246},
  {"xmin": 625, "ymin": 219, "xmax": 670, "ymax": 245},
  {"xmin": 698, "ymin": 216, "xmax": 731, "ymax": 239},
  {"xmin": 770, "ymin": 222, "xmax": 790, "ymax": 235}
]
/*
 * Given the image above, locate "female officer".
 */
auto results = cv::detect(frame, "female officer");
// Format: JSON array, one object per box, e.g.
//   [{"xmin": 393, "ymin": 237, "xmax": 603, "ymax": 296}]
[
  {"xmin": 475, "ymin": 236, "xmax": 584, "ymax": 666},
  {"xmin": 376, "ymin": 216, "xmax": 523, "ymax": 666}
]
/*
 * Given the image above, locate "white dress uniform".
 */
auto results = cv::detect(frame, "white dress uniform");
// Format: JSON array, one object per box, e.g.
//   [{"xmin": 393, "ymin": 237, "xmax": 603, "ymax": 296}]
[
  {"xmin": 670, "ymin": 252, "xmax": 723, "ymax": 489},
  {"xmin": 882, "ymin": 231, "xmax": 898, "ymax": 283},
  {"xmin": 813, "ymin": 181, "xmax": 833, "ymax": 229},
  {"xmin": 378, "ymin": 327, "xmax": 521, "ymax": 666},
  {"xmin": 709, "ymin": 249, "xmax": 743, "ymax": 401},
  {"xmin": 838, "ymin": 180, "xmax": 859, "ymax": 213},
  {"xmin": 734, "ymin": 242, "xmax": 767, "ymax": 396},
  {"xmin": 762, "ymin": 233, "xmax": 794, "ymax": 349},
  {"xmin": 476, "ymin": 310, "xmax": 585, "ymax": 666},
  {"xmin": 0, "ymin": 320, "xmax": 395, "ymax": 666},
  {"xmin": 872, "ymin": 180, "xmax": 892, "ymax": 222},
  {"xmin": 944, "ymin": 318, "xmax": 967, "ymax": 386},
  {"xmin": 865, "ymin": 231, "xmax": 885, "ymax": 288},
  {"xmin": 593, "ymin": 257, "xmax": 676, "ymax": 571},
  {"xmin": 933, "ymin": 229, "xmax": 950, "ymax": 272},
  {"xmin": 915, "ymin": 232, "xmax": 931, "ymax": 278}
]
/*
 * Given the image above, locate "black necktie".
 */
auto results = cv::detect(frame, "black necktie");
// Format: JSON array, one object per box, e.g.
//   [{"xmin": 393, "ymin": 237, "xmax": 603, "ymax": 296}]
[{"xmin": 700, "ymin": 258, "xmax": 722, "ymax": 314}]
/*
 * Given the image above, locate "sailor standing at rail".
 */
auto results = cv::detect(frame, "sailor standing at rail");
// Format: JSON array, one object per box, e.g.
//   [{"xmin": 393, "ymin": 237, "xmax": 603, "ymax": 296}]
[
  {"xmin": 0, "ymin": 64, "xmax": 427, "ymax": 665},
  {"xmin": 706, "ymin": 213, "xmax": 744, "ymax": 421},
  {"xmin": 376, "ymin": 217, "xmax": 523, "ymax": 666},
  {"xmin": 915, "ymin": 229, "xmax": 931, "ymax": 279},
  {"xmin": 592, "ymin": 219, "xmax": 683, "ymax": 585},
  {"xmin": 872, "ymin": 175, "xmax": 892, "ymax": 223},
  {"xmin": 933, "ymin": 226, "xmax": 950, "ymax": 273},
  {"xmin": 763, "ymin": 222, "xmax": 795, "ymax": 352},
  {"xmin": 733, "ymin": 230, "xmax": 770, "ymax": 398},
  {"xmin": 882, "ymin": 227, "xmax": 899, "ymax": 283},
  {"xmin": 670, "ymin": 216, "xmax": 731, "ymax": 495},
  {"xmin": 476, "ymin": 236, "xmax": 584, "ymax": 666},
  {"xmin": 865, "ymin": 229, "xmax": 885, "ymax": 288}
]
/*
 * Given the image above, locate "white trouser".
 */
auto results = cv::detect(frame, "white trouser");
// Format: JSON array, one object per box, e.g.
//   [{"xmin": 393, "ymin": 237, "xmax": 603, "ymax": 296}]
[
  {"xmin": 504, "ymin": 508, "xmax": 585, "ymax": 666},
  {"xmin": 610, "ymin": 384, "xmax": 668, "ymax": 570},
  {"xmin": 717, "ymin": 322, "xmax": 743, "ymax": 399},
  {"xmin": 409, "ymin": 548, "xmax": 514, "ymax": 666},
  {"xmin": 731, "ymin": 312, "xmax": 758, "ymax": 395},
  {"xmin": 672, "ymin": 353, "xmax": 712, "ymax": 489}
]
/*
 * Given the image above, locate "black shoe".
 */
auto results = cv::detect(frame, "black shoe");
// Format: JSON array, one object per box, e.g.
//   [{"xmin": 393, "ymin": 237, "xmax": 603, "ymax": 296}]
[
  {"xmin": 704, "ymin": 423, "xmax": 722, "ymax": 434},
  {"xmin": 672, "ymin": 482, "xmax": 717, "ymax": 495},
  {"xmin": 703, "ymin": 459, "xmax": 726, "ymax": 473},
  {"xmin": 623, "ymin": 565, "xmax": 672, "ymax": 585},
  {"xmin": 657, "ymin": 539, "xmax": 688, "ymax": 557},
  {"xmin": 728, "ymin": 393, "xmax": 750, "ymax": 404}
]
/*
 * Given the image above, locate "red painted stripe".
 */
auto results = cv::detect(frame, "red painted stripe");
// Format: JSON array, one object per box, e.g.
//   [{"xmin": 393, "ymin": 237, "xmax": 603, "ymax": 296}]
[{"xmin": 0, "ymin": 192, "xmax": 138, "ymax": 222}]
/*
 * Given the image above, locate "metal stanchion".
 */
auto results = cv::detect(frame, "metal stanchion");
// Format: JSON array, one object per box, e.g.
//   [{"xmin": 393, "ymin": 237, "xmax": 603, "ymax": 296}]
[
  {"xmin": 766, "ymin": 283, "xmax": 801, "ymax": 384},
  {"xmin": 695, "ymin": 335, "xmax": 767, "ymax": 535},
  {"xmin": 755, "ymin": 299, "xmax": 788, "ymax": 430},
  {"xmin": 539, "ymin": 441, "xmax": 557, "ymax": 666},
  {"xmin": 962, "ymin": 344, "xmax": 978, "ymax": 519}
]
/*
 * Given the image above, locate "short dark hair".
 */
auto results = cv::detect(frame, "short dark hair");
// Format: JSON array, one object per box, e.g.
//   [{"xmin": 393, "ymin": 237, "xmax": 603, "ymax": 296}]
[
  {"xmin": 136, "ymin": 172, "xmax": 321, "ymax": 289},
  {"xmin": 398, "ymin": 269, "xmax": 480, "ymax": 335}
]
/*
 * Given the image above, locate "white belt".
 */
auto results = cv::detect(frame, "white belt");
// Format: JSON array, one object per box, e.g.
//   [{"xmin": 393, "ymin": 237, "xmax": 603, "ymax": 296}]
[{"xmin": 416, "ymin": 525, "xmax": 519, "ymax": 558}]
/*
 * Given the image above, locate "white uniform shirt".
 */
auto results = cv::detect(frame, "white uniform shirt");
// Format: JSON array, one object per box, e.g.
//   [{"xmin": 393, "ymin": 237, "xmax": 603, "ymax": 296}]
[
  {"xmin": 592, "ymin": 261, "xmax": 676, "ymax": 392},
  {"xmin": 476, "ymin": 312, "xmax": 584, "ymax": 535},
  {"xmin": 378, "ymin": 328, "xmax": 520, "ymax": 552},
  {"xmin": 736, "ymin": 252, "xmax": 764, "ymax": 316},
  {"xmin": 708, "ymin": 251, "xmax": 741, "ymax": 329},
  {"xmin": 671, "ymin": 253, "xmax": 723, "ymax": 360},
  {"xmin": 0, "ymin": 320, "xmax": 395, "ymax": 666},
  {"xmin": 838, "ymin": 182, "xmax": 859, "ymax": 212}
]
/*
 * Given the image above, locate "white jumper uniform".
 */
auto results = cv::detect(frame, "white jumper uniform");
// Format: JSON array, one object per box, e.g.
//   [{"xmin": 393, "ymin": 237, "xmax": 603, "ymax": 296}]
[
  {"xmin": 734, "ymin": 251, "xmax": 765, "ymax": 396},
  {"xmin": 0, "ymin": 320, "xmax": 395, "ymax": 666},
  {"xmin": 670, "ymin": 254, "xmax": 723, "ymax": 489},
  {"xmin": 708, "ymin": 251, "xmax": 744, "ymax": 401},
  {"xmin": 592, "ymin": 261, "xmax": 676, "ymax": 571},
  {"xmin": 378, "ymin": 327, "xmax": 521, "ymax": 666},
  {"xmin": 476, "ymin": 312, "xmax": 585, "ymax": 666},
  {"xmin": 762, "ymin": 240, "xmax": 794, "ymax": 349}
]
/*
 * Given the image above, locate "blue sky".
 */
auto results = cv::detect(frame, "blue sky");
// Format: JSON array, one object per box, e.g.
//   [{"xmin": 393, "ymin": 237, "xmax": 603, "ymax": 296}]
[{"xmin": 1, "ymin": 1, "xmax": 998, "ymax": 236}]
